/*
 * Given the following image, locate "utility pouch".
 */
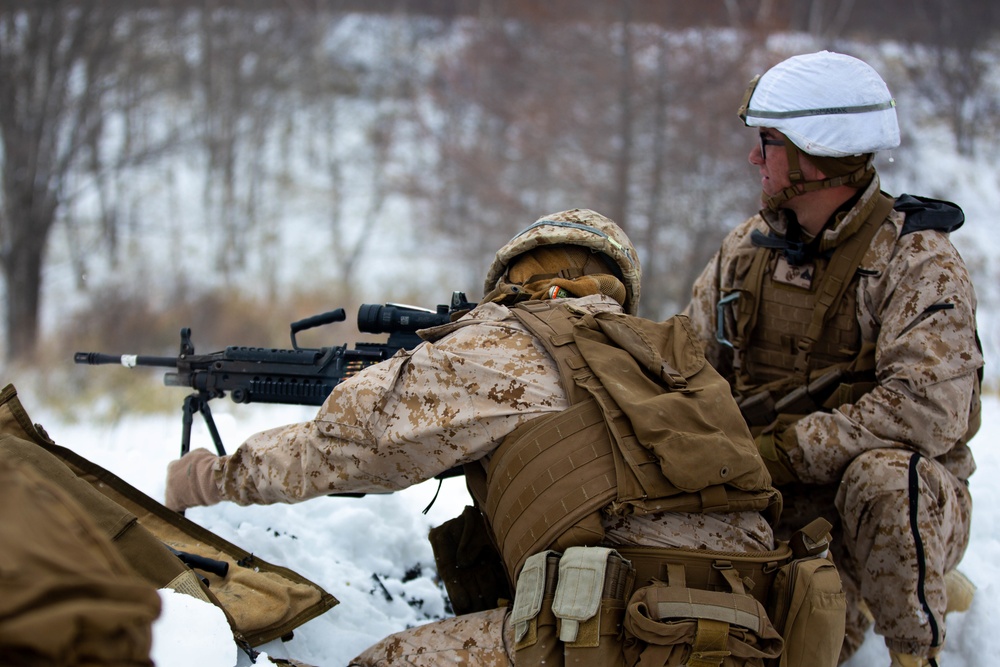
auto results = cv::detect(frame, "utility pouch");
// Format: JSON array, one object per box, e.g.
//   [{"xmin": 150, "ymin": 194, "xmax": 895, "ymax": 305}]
[
  {"xmin": 512, "ymin": 551, "xmax": 561, "ymax": 667},
  {"xmin": 552, "ymin": 546, "xmax": 634, "ymax": 667},
  {"xmin": 765, "ymin": 519, "xmax": 846, "ymax": 667},
  {"xmin": 622, "ymin": 566, "xmax": 783, "ymax": 667},
  {"xmin": 428, "ymin": 505, "xmax": 511, "ymax": 615}
]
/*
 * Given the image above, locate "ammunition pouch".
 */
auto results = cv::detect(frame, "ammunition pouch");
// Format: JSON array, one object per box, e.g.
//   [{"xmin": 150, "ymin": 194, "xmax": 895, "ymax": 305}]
[
  {"xmin": 509, "ymin": 520, "xmax": 844, "ymax": 667},
  {"xmin": 513, "ymin": 547, "xmax": 634, "ymax": 667}
]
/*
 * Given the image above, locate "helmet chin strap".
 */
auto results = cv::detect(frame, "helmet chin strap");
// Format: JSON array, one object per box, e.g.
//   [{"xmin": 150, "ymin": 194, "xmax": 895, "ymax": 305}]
[{"xmin": 763, "ymin": 143, "xmax": 875, "ymax": 212}]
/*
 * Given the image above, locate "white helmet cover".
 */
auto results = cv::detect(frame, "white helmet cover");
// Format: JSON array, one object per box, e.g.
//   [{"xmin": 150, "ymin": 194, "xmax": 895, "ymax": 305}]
[
  {"xmin": 740, "ymin": 51, "xmax": 900, "ymax": 157},
  {"xmin": 484, "ymin": 208, "xmax": 641, "ymax": 314}
]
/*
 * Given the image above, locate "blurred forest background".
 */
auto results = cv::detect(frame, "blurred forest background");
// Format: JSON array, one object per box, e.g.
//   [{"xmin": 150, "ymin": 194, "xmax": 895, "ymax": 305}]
[{"xmin": 2, "ymin": 0, "xmax": 999, "ymax": 413}]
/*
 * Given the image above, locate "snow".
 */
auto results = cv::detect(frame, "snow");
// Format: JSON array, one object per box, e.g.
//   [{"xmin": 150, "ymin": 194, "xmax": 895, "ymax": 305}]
[
  {"xmin": 152, "ymin": 589, "xmax": 237, "ymax": 666},
  {"xmin": 16, "ymin": 391, "xmax": 999, "ymax": 666}
]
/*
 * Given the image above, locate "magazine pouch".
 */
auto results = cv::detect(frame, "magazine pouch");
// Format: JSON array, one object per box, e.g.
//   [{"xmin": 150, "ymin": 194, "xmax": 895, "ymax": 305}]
[
  {"xmin": 512, "ymin": 550, "xmax": 562, "ymax": 666},
  {"xmin": 552, "ymin": 546, "xmax": 633, "ymax": 667},
  {"xmin": 513, "ymin": 547, "xmax": 635, "ymax": 667}
]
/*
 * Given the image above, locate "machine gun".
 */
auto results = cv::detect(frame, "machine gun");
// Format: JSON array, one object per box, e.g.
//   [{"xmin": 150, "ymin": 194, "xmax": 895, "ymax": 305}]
[{"xmin": 75, "ymin": 292, "xmax": 475, "ymax": 458}]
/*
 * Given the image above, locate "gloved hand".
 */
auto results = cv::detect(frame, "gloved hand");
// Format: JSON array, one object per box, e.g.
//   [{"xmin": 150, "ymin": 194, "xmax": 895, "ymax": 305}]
[
  {"xmin": 165, "ymin": 448, "xmax": 224, "ymax": 512},
  {"xmin": 755, "ymin": 417, "xmax": 801, "ymax": 487}
]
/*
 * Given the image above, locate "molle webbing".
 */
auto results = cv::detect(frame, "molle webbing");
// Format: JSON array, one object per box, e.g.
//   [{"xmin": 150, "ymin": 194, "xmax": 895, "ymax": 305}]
[
  {"xmin": 486, "ymin": 400, "xmax": 617, "ymax": 583},
  {"xmin": 744, "ymin": 273, "xmax": 860, "ymax": 386},
  {"xmin": 616, "ymin": 544, "xmax": 793, "ymax": 608},
  {"xmin": 734, "ymin": 193, "xmax": 894, "ymax": 393},
  {"xmin": 486, "ymin": 393, "xmax": 779, "ymax": 585}
]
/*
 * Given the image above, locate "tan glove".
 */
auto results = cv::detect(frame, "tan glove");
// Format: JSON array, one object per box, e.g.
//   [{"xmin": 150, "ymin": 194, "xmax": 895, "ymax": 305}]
[
  {"xmin": 755, "ymin": 415, "xmax": 802, "ymax": 487},
  {"xmin": 165, "ymin": 448, "xmax": 224, "ymax": 511}
]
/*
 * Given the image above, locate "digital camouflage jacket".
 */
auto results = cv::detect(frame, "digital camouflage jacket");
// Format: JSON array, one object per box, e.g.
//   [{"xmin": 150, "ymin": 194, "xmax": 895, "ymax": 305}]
[{"xmin": 683, "ymin": 178, "xmax": 982, "ymax": 485}]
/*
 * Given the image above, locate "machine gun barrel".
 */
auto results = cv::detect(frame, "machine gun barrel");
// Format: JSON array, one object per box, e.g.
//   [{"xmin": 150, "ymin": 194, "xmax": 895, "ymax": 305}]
[{"xmin": 74, "ymin": 352, "xmax": 179, "ymax": 368}]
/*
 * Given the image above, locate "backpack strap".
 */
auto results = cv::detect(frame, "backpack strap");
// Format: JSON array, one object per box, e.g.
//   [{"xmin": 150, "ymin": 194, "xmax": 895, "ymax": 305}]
[
  {"xmin": 510, "ymin": 300, "xmax": 592, "ymax": 404},
  {"xmin": 792, "ymin": 193, "xmax": 894, "ymax": 377}
]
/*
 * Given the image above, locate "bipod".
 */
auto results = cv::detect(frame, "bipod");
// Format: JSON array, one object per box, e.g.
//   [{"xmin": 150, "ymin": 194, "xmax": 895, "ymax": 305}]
[{"xmin": 181, "ymin": 391, "xmax": 227, "ymax": 457}]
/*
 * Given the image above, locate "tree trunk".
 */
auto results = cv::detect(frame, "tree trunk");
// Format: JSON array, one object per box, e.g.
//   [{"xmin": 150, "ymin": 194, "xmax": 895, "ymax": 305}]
[
  {"xmin": 0, "ymin": 5, "xmax": 115, "ymax": 363},
  {"xmin": 1, "ymin": 200, "xmax": 52, "ymax": 362}
]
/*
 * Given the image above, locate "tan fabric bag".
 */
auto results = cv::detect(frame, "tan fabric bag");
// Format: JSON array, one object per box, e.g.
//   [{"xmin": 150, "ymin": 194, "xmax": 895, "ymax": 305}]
[
  {"xmin": 0, "ymin": 454, "xmax": 161, "ymax": 666},
  {"xmin": 0, "ymin": 383, "xmax": 338, "ymax": 650},
  {"xmin": 427, "ymin": 505, "xmax": 511, "ymax": 615},
  {"xmin": 766, "ymin": 554, "xmax": 846, "ymax": 667}
]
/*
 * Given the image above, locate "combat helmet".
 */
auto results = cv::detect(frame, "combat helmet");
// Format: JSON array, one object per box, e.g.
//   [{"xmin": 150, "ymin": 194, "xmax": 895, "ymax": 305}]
[
  {"xmin": 484, "ymin": 209, "xmax": 641, "ymax": 314},
  {"xmin": 737, "ymin": 51, "xmax": 900, "ymax": 209}
]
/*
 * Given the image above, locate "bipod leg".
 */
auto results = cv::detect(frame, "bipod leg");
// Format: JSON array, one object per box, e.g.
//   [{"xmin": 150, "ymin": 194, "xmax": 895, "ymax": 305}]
[
  {"xmin": 197, "ymin": 396, "xmax": 227, "ymax": 456},
  {"xmin": 181, "ymin": 393, "xmax": 227, "ymax": 457},
  {"xmin": 181, "ymin": 395, "xmax": 196, "ymax": 457}
]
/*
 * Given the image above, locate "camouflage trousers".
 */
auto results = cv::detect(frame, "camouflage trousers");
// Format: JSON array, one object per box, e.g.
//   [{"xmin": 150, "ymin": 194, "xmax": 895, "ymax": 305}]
[
  {"xmin": 350, "ymin": 607, "xmax": 514, "ymax": 666},
  {"xmin": 779, "ymin": 448, "xmax": 972, "ymax": 662}
]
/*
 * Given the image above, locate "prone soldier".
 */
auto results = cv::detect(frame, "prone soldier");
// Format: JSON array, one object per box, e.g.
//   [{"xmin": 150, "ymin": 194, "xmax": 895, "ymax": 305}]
[{"xmin": 167, "ymin": 208, "xmax": 848, "ymax": 666}]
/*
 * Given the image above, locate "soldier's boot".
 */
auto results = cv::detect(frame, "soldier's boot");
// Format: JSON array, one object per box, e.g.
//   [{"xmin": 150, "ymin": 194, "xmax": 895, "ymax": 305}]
[{"xmin": 945, "ymin": 568, "xmax": 975, "ymax": 614}]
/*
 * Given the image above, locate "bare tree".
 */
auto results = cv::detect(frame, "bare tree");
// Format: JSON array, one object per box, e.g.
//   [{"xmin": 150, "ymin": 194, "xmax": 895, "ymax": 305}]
[
  {"xmin": 12, "ymin": 0, "xmax": 996, "ymax": 367},
  {"xmin": 192, "ymin": 7, "xmax": 330, "ymax": 279},
  {"xmin": 610, "ymin": 0, "xmax": 636, "ymax": 228},
  {"xmin": 0, "ymin": 4, "xmax": 133, "ymax": 361},
  {"xmin": 898, "ymin": 0, "xmax": 1000, "ymax": 157},
  {"xmin": 407, "ymin": 3, "xmax": 647, "ymax": 288}
]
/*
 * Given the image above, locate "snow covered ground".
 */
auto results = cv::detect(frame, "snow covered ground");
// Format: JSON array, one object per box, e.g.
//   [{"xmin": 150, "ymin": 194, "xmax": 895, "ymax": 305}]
[{"xmin": 18, "ymin": 390, "xmax": 999, "ymax": 666}]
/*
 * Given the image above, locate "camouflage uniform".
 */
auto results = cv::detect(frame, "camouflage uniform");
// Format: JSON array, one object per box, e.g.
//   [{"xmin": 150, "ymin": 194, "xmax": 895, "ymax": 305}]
[
  {"xmin": 683, "ymin": 177, "xmax": 981, "ymax": 659},
  {"xmin": 192, "ymin": 295, "xmax": 774, "ymax": 665}
]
